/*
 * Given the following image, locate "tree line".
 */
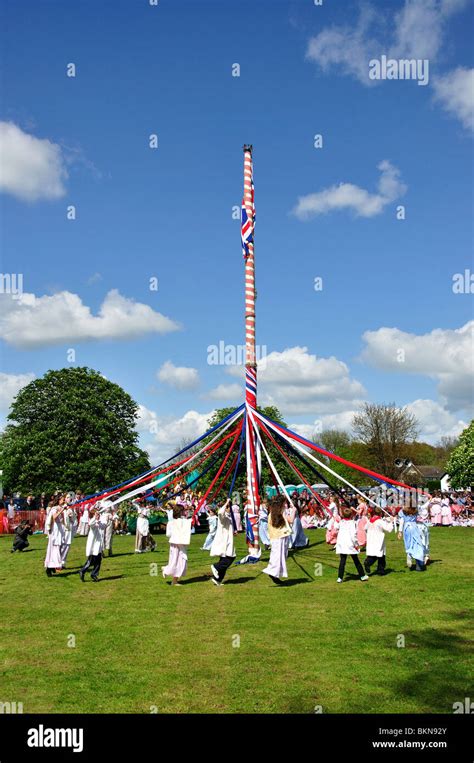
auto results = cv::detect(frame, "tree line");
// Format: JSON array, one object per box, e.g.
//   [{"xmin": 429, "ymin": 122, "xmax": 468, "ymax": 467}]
[{"xmin": 0, "ymin": 367, "xmax": 471, "ymax": 495}]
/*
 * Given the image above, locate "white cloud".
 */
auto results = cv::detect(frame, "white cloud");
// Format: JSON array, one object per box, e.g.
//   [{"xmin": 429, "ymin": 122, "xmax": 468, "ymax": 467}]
[
  {"xmin": 0, "ymin": 371, "xmax": 35, "ymax": 410},
  {"xmin": 0, "ymin": 121, "xmax": 68, "ymax": 201},
  {"xmin": 361, "ymin": 321, "xmax": 474, "ymax": 412},
  {"xmin": 0, "ymin": 289, "xmax": 180, "ymax": 348},
  {"xmin": 433, "ymin": 67, "xmax": 474, "ymax": 131},
  {"xmin": 289, "ymin": 411, "xmax": 357, "ymax": 440},
  {"xmin": 206, "ymin": 383, "xmax": 242, "ymax": 401},
  {"xmin": 306, "ymin": 5, "xmax": 381, "ymax": 86},
  {"xmin": 157, "ymin": 361, "xmax": 199, "ymax": 391},
  {"xmin": 87, "ymin": 272, "xmax": 103, "ymax": 285},
  {"xmin": 227, "ymin": 346, "xmax": 366, "ymax": 416},
  {"xmin": 306, "ymin": 0, "xmax": 468, "ymax": 86},
  {"xmin": 292, "ymin": 161, "xmax": 406, "ymax": 220},
  {"xmin": 405, "ymin": 399, "xmax": 467, "ymax": 442},
  {"xmin": 137, "ymin": 405, "xmax": 214, "ymax": 464}
]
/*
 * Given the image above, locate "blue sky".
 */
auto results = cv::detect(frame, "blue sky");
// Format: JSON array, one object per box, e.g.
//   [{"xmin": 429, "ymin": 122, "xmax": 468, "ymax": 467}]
[{"xmin": 1, "ymin": 0, "xmax": 473, "ymax": 461}]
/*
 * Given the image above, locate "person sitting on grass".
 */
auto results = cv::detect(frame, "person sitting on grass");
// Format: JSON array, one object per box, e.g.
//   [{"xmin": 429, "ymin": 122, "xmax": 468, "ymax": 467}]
[
  {"xmin": 336, "ymin": 506, "xmax": 369, "ymax": 584},
  {"xmin": 262, "ymin": 495, "xmax": 292, "ymax": 584},
  {"xmin": 364, "ymin": 506, "xmax": 393, "ymax": 576},
  {"xmin": 11, "ymin": 520, "xmax": 33, "ymax": 553},
  {"xmin": 161, "ymin": 504, "xmax": 192, "ymax": 586}
]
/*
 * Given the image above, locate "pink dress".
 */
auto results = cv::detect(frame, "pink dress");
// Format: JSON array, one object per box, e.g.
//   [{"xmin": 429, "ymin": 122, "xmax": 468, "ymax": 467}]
[
  {"xmin": 441, "ymin": 502, "xmax": 453, "ymax": 526},
  {"xmin": 357, "ymin": 515, "xmax": 368, "ymax": 547},
  {"xmin": 325, "ymin": 516, "xmax": 340, "ymax": 545},
  {"xmin": 232, "ymin": 505, "xmax": 243, "ymax": 532},
  {"xmin": 430, "ymin": 501, "xmax": 442, "ymax": 525},
  {"xmin": 301, "ymin": 514, "xmax": 313, "ymax": 530},
  {"xmin": 162, "ymin": 544, "xmax": 188, "ymax": 578}
]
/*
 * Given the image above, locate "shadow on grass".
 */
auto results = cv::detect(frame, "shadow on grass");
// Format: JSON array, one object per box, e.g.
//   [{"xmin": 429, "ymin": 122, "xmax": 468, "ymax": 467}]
[
  {"xmin": 389, "ymin": 623, "xmax": 473, "ymax": 712},
  {"xmin": 11, "ymin": 548, "xmax": 36, "ymax": 553},
  {"xmin": 182, "ymin": 575, "xmax": 212, "ymax": 585},
  {"xmin": 278, "ymin": 578, "xmax": 311, "ymax": 587},
  {"xmin": 110, "ymin": 552, "xmax": 144, "ymax": 558}
]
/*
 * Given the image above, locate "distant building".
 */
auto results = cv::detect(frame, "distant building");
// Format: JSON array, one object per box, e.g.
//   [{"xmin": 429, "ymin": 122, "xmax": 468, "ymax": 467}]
[{"xmin": 403, "ymin": 464, "xmax": 445, "ymax": 486}]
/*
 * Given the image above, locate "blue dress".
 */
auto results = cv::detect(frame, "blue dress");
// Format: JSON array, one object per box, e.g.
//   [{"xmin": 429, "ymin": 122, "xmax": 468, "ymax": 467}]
[
  {"xmin": 258, "ymin": 507, "xmax": 270, "ymax": 546},
  {"xmin": 400, "ymin": 512, "xmax": 429, "ymax": 564},
  {"xmin": 288, "ymin": 511, "xmax": 309, "ymax": 550},
  {"xmin": 201, "ymin": 515, "xmax": 218, "ymax": 551}
]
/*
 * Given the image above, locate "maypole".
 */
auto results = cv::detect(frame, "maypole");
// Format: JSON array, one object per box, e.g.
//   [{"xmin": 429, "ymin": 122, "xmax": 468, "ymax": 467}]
[{"xmin": 242, "ymin": 144, "xmax": 260, "ymax": 556}]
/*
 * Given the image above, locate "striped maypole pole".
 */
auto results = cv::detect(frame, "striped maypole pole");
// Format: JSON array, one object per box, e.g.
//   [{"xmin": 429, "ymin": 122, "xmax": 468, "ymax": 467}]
[{"xmin": 242, "ymin": 144, "xmax": 260, "ymax": 552}]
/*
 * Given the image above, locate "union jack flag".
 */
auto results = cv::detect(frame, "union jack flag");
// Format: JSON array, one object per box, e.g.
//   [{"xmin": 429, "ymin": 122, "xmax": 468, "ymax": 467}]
[{"xmin": 241, "ymin": 180, "xmax": 255, "ymax": 259}]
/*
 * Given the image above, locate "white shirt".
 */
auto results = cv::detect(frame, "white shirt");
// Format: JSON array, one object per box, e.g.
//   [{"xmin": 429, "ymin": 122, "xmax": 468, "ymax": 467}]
[
  {"xmin": 366, "ymin": 518, "xmax": 393, "ymax": 557},
  {"xmin": 166, "ymin": 517, "xmax": 192, "ymax": 545},
  {"xmin": 85, "ymin": 515, "xmax": 106, "ymax": 556},
  {"xmin": 335, "ymin": 519, "xmax": 359, "ymax": 555}
]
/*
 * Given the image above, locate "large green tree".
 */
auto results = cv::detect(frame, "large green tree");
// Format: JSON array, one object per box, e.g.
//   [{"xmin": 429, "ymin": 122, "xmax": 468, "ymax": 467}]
[
  {"xmin": 0, "ymin": 367, "xmax": 150, "ymax": 494},
  {"xmin": 445, "ymin": 421, "xmax": 474, "ymax": 488}
]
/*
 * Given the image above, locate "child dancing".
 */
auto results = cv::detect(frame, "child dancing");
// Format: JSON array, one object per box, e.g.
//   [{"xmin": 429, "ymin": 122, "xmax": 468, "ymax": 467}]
[
  {"xmin": 161, "ymin": 504, "xmax": 192, "ymax": 585},
  {"xmin": 262, "ymin": 495, "xmax": 292, "ymax": 584},
  {"xmin": 336, "ymin": 506, "xmax": 369, "ymax": 583}
]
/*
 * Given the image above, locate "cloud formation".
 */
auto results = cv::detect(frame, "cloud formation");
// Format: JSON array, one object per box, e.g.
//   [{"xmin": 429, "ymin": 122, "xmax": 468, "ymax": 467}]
[
  {"xmin": 157, "ymin": 361, "xmax": 200, "ymax": 390},
  {"xmin": 361, "ymin": 321, "xmax": 474, "ymax": 412},
  {"xmin": 137, "ymin": 405, "xmax": 214, "ymax": 464},
  {"xmin": 0, "ymin": 121, "xmax": 68, "ymax": 201},
  {"xmin": 292, "ymin": 161, "xmax": 406, "ymax": 220},
  {"xmin": 227, "ymin": 346, "xmax": 367, "ymax": 416},
  {"xmin": 0, "ymin": 289, "xmax": 180, "ymax": 348},
  {"xmin": 306, "ymin": 0, "xmax": 468, "ymax": 85},
  {"xmin": 0, "ymin": 371, "xmax": 35, "ymax": 411},
  {"xmin": 433, "ymin": 67, "xmax": 474, "ymax": 132}
]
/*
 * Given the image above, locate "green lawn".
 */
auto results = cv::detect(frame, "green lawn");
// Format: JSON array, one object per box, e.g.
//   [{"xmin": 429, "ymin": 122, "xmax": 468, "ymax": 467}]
[{"xmin": 1, "ymin": 528, "xmax": 472, "ymax": 714}]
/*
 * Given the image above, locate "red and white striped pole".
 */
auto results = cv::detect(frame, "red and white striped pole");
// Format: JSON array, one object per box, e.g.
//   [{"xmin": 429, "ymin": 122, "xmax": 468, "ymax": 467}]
[{"xmin": 243, "ymin": 144, "xmax": 260, "ymax": 552}]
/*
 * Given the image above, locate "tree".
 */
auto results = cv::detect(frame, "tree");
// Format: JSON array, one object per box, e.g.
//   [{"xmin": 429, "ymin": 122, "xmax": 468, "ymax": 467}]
[
  {"xmin": 352, "ymin": 402, "xmax": 419, "ymax": 479},
  {"xmin": 445, "ymin": 421, "xmax": 474, "ymax": 488},
  {"xmin": 319, "ymin": 429, "xmax": 352, "ymax": 453},
  {"xmin": 0, "ymin": 367, "xmax": 150, "ymax": 494}
]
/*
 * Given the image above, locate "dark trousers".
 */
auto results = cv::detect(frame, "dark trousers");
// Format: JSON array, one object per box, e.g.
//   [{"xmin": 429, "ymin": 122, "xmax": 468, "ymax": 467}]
[
  {"xmin": 338, "ymin": 553, "xmax": 365, "ymax": 579},
  {"xmin": 365, "ymin": 554, "xmax": 386, "ymax": 572},
  {"xmin": 213, "ymin": 555, "xmax": 235, "ymax": 582},
  {"xmin": 80, "ymin": 554, "xmax": 102, "ymax": 578},
  {"xmin": 12, "ymin": 538, "xmax": 29, "ymax": 551}
]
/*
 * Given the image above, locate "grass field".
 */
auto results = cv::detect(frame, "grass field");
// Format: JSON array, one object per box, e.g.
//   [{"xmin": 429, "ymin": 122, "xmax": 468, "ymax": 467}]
[{"xmin": 1, "ymin": 528, "xmax": 472, "ymax": 714}]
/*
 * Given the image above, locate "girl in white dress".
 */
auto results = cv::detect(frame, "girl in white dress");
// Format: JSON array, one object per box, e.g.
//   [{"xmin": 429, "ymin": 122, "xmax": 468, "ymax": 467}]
[
  {"xmin": 44, "ymin": 499, "xmax": 66, "ymax": 577},
  {"xmin": 162, "ymin": 505, "xmax": 192, "ymax": 585},
  {"xmin": 77, "ymin": 503, "xmax": 90, "ymax": 536},
  {"xmin": 263, "ymin": 496, "xmax": 292, "ymax": 583}
]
